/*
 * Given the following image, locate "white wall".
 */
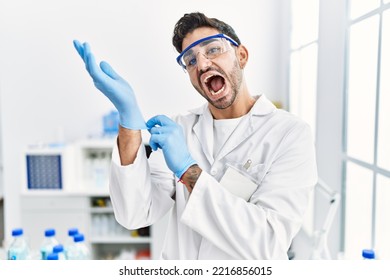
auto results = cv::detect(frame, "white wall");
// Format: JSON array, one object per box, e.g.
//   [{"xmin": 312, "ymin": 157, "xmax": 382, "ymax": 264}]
[{"xmin": 0, "ymin": 0, "xmax": 283, "ymax": 243}]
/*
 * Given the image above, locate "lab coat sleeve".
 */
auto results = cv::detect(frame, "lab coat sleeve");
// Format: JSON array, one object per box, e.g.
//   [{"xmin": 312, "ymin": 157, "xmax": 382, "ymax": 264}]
[
  {"xmin": 109, "ymin": 142, "xmax": 175, "ymax": 230},
  {"xmin": 180, "ymin": 122, "xmax": 318, "ymax": 259}
]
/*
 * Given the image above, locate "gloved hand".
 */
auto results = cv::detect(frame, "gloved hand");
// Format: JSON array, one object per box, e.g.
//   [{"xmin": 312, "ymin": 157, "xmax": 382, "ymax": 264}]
[
  {"xmin": 147, "ymin": 115, "xmax": 196, "ymax": 179},
  {"xmin": 73, "ymin": 40, "xmax": 147, "ymax": 130}
]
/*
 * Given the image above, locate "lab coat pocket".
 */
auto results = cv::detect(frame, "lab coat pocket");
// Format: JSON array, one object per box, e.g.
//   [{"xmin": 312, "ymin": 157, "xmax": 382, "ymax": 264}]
[{"xmin": 219, "ymin": 163, "xmax": 264, "ymax": 201}]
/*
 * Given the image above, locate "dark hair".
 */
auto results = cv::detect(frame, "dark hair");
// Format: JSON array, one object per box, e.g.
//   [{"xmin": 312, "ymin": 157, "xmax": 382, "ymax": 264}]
[{"xmin": 172, "ymin": 12, "xmax": 241, "ymax": 53}]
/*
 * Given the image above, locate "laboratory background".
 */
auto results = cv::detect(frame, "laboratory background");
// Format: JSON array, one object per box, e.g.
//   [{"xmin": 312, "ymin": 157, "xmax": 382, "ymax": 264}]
[{"xmin": 0, "ymin": 0, "xmax": 389, "ymax": 260}]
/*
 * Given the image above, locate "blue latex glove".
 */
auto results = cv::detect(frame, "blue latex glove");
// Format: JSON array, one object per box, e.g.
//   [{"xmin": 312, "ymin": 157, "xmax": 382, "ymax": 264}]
[
  {"xmin": 147, "ymin": 115, "xmax": 197, "ymax": 179},
  {"xmin": 73, "ymin": 40, "xmax": 147, "ymax": 130}
]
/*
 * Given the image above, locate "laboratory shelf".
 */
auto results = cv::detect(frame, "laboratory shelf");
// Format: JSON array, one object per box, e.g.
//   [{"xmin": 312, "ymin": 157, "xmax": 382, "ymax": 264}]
[
  {"xmin": 89, "ymin": 207, "xmax": 114, "ymax": 214},
  {"xmin": 89, "ymin": 236, "xmax": 151, "ymax": 244},
  {"xmin": 75, "ymin": 137, "xmax": 116, "ymax": 149}
]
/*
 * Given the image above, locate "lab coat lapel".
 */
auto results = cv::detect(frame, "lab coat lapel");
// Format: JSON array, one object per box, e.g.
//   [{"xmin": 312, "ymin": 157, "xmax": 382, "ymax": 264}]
[
  {"xmin": 192, "ymin": 105, "xmax": 214, "ymax": 165},
  {"xmin": 191, "ymin": 96, "xmax": 276, "ymax": 165},
  {"xmin": 214, "ymin": 95, "xmax": 277, "ymax": 162}
]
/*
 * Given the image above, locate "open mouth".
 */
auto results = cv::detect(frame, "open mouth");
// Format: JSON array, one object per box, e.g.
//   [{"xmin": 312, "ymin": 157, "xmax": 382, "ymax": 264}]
[{"xmin": 203, "ymin": 74, "xmax": 226, "ymax": 96}]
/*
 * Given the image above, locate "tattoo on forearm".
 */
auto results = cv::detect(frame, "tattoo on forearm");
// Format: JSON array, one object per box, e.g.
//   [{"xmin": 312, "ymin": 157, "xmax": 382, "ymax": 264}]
[{"xmin": 183, "ymin": 164, "xmax": 202, "ymax": 192}]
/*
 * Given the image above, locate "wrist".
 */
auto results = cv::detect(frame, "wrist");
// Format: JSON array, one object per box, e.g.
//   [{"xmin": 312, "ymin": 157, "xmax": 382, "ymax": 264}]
[
  {"xmin": 179, "ymin": 164, "xmax": 202, "ymax": 193},
  {"xmin": 175, "ymin": 157, "xmax": 197, "ymax": 179},
  {"xmin": 119, "ymin": 108, "xmax": 147, "ymax": 130}
]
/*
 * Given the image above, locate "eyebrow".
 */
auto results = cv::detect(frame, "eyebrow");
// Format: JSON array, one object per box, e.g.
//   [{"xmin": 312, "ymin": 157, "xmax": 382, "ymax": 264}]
[
  {"xmin": 199, "ymin": 38, "xmax": 219, "ymax": 47},
  {"xmin": 183, "ymin": 38, "xmax": 220, "ymax": 59}
]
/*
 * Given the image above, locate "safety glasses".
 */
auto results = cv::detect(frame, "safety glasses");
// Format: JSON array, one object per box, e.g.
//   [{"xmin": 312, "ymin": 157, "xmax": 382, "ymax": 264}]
[{"xmin": 176, "ymin": 33, "xmax": 239, "ymax": 72}]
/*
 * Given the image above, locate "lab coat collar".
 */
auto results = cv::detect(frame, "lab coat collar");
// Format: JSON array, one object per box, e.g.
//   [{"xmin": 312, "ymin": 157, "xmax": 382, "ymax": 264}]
[
  {"xmin": 191, "ymin": 94, "xmax": 277, "ymax": 165},
  {"xmin": 188, "ymin": 94, "xmax": 277, "ymax": 117}
]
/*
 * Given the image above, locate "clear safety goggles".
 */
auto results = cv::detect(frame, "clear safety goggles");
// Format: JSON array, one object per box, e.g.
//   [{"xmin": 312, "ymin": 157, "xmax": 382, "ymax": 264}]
[{"xmin": 176, "ymin": 33, "xmax": 239, "ymax": 72}]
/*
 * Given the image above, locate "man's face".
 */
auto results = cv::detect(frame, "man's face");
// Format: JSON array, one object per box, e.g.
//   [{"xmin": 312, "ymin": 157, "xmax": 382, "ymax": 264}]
[{"xmin": 181, "ymin": 27, "xmax": 243, "ymax": 110}]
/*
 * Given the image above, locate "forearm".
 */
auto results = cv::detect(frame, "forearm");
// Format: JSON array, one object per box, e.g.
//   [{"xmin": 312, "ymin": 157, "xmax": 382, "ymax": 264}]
[
  {"xmin": 110, "ymin": 142, "xmax": 175, "ymax": 229},
  {"xmin": 180, "ymin": 164, "xmax": 202, "ymax": 193},
  {"xmin": 117, "ymin": 126, "xmax": 142, "ymax": 165}
]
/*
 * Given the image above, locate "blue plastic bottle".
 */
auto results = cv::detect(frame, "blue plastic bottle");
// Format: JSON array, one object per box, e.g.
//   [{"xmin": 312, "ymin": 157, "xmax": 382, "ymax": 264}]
[
  {"xmin": 40, "ymin": 228, "xmax": 59, "ymax": 260},
  {"xmin": 53, "ymin": 244, "xmax": 66, "ymax": 260},
  {"xmin": 64, "ymin": 228, "xmax": 79, "ymax": 259},
  {"xmin": 7, "ymin": 228, "xmax": 30, "ymax": 260},
  {"xmin": 66, "ymin": 233, "xmax": 90, "ymax": 260}
]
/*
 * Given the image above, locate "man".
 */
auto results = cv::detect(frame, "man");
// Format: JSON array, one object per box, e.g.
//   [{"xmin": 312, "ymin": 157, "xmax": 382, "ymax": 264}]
[{"xmin": 74, "ymin": 12, "xmax": 317, "ymax": 259}]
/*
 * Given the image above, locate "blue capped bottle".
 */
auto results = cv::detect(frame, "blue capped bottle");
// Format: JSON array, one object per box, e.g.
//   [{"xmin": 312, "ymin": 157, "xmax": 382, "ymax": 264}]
[
  {"xmin": 64, "ymin": 228, "xmax": 78, "ymax": 259},
  {"xmin": 40, "ymin": 228, "xmax": 59, "ymax": 260},
  {"xmin": 7, "ymin": 228, "xmax": 30, "ymax": 260},
  {"xmin": 66, "ymin": 233, "xmax": 90, "ymax": 260},
  {"xmin": 53, "ymin": 244, "xmax": 66, "ymax": 260}
]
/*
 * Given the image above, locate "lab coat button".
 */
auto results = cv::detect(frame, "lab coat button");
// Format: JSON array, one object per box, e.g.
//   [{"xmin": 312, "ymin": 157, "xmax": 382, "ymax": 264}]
[{"xmin": 211, "ymin": 169, "xmax": 217, "ymax": 176}]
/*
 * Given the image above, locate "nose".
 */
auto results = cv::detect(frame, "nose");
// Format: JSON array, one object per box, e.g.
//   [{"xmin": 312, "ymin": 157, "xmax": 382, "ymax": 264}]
[{"xmin": 196, "ymin": 52, "xmax": 212, "ymax": 71}]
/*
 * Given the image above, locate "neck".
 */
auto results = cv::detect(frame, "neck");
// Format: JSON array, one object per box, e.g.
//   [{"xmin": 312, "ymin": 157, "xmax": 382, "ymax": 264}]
[{"xmin": 209, "ymin": 86, "xmax": 256, "ymax": 120}]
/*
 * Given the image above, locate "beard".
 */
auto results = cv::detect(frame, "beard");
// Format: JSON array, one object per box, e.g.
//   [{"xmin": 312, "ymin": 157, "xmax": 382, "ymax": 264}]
[{"xmin": 193, "ymin": 59, "xmax": 243, "ymax": 110}]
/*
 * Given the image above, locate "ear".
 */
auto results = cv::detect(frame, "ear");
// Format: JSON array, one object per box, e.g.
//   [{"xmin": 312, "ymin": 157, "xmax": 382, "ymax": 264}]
[{"xmin": 236, "ymin": 45, "xmax": 249, "ymax": 69}]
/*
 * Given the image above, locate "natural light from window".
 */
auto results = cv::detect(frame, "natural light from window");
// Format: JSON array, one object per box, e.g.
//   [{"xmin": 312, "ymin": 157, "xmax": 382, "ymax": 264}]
[
  {"xmin": 349, "ymin": 0, "xmax": 380, "ymax": 19},
  {"xmin": 346, "ymin": 16, "xmax": 379, "ymax": 164},
  {"xmin": 377, "ymin": 10, "xmax": 390, "ymax": 171}
]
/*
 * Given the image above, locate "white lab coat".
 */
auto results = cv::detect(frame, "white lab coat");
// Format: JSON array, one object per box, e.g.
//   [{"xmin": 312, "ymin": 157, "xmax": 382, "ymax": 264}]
[{"xmin": 109, "ymin": 95, "xmax": 318, "ymax": 260}]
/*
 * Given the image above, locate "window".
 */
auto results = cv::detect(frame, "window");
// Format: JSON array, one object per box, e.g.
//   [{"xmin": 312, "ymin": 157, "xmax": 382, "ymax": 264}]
[{"xmin": 343, "ymin": 1, "xmax": 390, "ymax": 259}]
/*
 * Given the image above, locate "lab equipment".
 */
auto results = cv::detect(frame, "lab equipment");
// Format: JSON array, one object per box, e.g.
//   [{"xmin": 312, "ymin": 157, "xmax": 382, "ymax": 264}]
[
  {"xmin": 7, "ymin": 228, "xmax": 30, "ymax": 260},
  {"xmin": 91, "ymin": 151, "xmax": 110, "ymax": 188},
  {"xmin": 73, "ymin": 40, "xmax": 146, "ymax": 130},
  {"xmin": 25, "ymin": 144, "xmax": 76, "ymax": 191},
  {"xmin": 147, "ymin": 115, "xmax": 196, "ymax": 179},
  {"xmin": 103, "ymin": 110, "xmax": 119, "ymax": 135},
  {"xmin": 40, "ymin": 228, "xmax": 60, "ymax": 260},
  {"xmin": 309, "ymin": 179, "xmax": 340, "ymax": 260}
]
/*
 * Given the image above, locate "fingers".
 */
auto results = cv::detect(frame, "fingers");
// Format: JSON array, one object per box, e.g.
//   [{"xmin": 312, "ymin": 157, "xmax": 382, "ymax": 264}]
[
  {"xmin": 148, "ymin": 125, "xmax": 174, "ymax": 136},
  {"xmin": 146, "ymin": 115, "xmax": 176, "ymax": 129},
  {"xmin": 73, "ymin": 40, "xmax": 98, "ymax": 75},
  {"xmin": 74, "ymin": 40, "xmax": 121, "ymax": 84},
  {"xmin": 147, "ymin": 117, "xmax": 179, "ymax": 152},
  {"xmin": 73, "ymin": 40, "xmax": 84, "ymax": 58},
  {"xmin": 83, "ymin": 42, "xmax": 99, "ymax": 75},
  {"xmin": 73, "ymin": 40, "xmax": 123, "ymax": 85},
  {"xmin": 149, "ymin": 136, "xmax": 161, "ymax": 151},
  {"xmin": 100, "ymin": 61, "xmax": 121, "ymax": 80},
  {"xmin": 149, "ymin": 134, "xmax": 165, "ymax": 151}
]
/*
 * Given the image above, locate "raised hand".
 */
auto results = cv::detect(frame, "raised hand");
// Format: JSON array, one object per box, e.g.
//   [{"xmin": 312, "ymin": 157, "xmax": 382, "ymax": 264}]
[{"xmin": 73, "ymin": 40, "xmax": 146, "ymax": 130}]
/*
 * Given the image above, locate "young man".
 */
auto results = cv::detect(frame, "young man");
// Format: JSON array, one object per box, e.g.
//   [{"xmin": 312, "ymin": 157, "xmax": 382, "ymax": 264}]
[{"xmin": 74, "ymin": 12, "xmax": 318, "ymax": 259}]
